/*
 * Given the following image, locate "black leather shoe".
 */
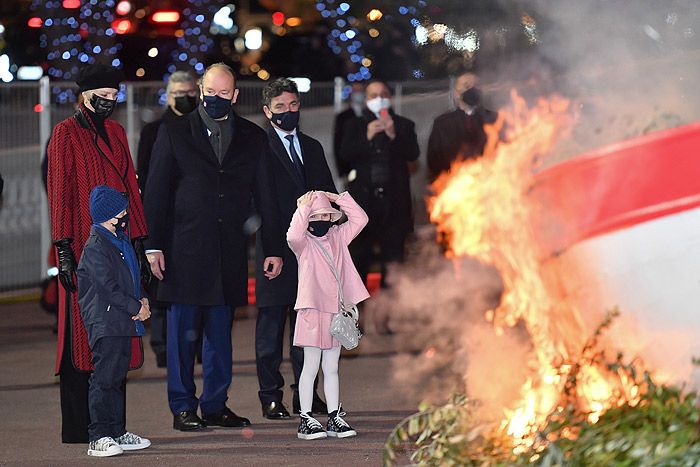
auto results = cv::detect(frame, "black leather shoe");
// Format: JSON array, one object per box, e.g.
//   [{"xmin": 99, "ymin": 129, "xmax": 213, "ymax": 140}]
[
  {"xmin": 202, "ymin": 407, "xmax": 251, "ymax": 427},
  {"xmin": 173, "ymin": 411, "xmax": 205, "ymax": 431},
  {"xmin": 262, "ymin": 401, "xmax": 291, "ymax": 419},
  {"xmin": 293, "ymin": 393, "xmax": 328, "ymax": 415}
]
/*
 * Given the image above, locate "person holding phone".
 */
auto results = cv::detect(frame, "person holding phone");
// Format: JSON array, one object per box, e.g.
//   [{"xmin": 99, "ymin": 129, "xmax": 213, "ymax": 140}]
[{"xmin": 338, "ymin": 80, "xmax": 419, "ymax": 334}]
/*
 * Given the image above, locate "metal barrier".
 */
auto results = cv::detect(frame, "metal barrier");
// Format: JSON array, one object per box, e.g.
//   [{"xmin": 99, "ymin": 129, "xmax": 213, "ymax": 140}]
[{"xmin": 0, "ymin": 78, "xmax": 453, "ymax": 292}]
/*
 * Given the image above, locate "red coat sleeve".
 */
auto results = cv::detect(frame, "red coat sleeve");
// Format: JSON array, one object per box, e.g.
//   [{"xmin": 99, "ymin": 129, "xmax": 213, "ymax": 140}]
[{"xmin": 47, "ymin": 122, "xmax": 76, "ymax": 241}]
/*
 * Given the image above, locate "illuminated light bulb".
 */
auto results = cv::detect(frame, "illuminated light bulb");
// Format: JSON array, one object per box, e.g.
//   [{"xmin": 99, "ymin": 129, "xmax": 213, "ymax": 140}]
[
  {"xmin": 367, "ymin": 9, "xmax": 382, "ymax": 21},
  {"xmin": 116, "ymin": 0, "xmax": 131, "ymax": 15}
]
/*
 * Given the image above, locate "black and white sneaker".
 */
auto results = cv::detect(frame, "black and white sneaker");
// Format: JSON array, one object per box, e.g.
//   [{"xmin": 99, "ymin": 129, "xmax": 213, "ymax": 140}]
[
  {"xmin": 87, "ymin": 437, "xmax": 123, "ymax": 457},
  {"xmin": 114, "ymin": 431, "xmax": 151, "ymax": 451},
  {"xmin": 326, "ymin": 405, "xmax": 357, "ymax": 438},
  {"xmin": 297, "ymin": 412, "xmax": 327, "ymax": 440}
]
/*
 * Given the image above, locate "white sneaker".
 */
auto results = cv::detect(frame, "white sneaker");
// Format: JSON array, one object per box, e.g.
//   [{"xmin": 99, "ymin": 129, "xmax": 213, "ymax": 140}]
[
  {"xmin": 114, "ymin": 431, "xmax": 151, "ymax": 451},
  {"xmin": 87, "ymin": 437, "xmax": 124, "ymax": 457}
]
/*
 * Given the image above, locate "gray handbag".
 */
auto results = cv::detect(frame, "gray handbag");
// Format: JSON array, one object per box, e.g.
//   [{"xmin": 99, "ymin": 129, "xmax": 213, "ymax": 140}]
[{"xmin": 311, "ymin": 237, "xmax": 362, "ymax": 350}]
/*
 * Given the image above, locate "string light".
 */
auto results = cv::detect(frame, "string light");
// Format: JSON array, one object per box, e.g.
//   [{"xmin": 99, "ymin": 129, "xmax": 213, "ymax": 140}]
[
  {"xmin": 31, "ymin": 0, "xmax": 121, "ymax": 101},
  {"xmin": 315, "ymin": 0, "xmax": 371, "ymax": 87}
]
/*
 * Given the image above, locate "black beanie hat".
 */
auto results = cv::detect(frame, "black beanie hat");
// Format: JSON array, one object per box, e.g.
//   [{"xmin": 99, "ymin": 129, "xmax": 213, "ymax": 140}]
[
  {"xmin": 76, "ymin": 64, "xmax": 124, "ymax": 93},
  {"xmin": 90, "ymin": 185, "xmax": 128, "ymax": 224}
]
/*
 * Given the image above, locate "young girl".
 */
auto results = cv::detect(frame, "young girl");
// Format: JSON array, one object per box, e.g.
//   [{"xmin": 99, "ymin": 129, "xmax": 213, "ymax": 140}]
[{"xmin": 287, "ymin": 190, "xmax": 370, "ymax": 440}]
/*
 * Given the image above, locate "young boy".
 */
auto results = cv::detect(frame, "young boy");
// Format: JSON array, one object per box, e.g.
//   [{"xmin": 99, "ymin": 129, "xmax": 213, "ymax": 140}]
[{"xmin": 77, "ymin": 185, "xmax": 152, "ymax": 457}]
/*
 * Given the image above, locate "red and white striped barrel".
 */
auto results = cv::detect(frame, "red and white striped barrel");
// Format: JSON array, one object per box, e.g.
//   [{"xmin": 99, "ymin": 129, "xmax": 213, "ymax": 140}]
[{"xmin": 531, "ymin": 121, "xmax": 700, "ymax": 386}]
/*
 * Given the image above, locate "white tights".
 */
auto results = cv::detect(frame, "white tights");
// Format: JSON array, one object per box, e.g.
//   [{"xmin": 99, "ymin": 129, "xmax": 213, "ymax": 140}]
[{"xmin": 298, "ymin": 346, "xmax": 341, "ymax": 414}]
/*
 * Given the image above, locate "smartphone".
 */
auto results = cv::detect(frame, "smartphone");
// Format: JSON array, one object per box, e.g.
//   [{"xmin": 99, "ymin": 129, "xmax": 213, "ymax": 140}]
[
  {"xmin": 266, "ymin": 263, "xmax": 274, "ymax": 273},
  {"xmin": 379, "ymin": 108, "xmax": 390, "ymax": 119}
]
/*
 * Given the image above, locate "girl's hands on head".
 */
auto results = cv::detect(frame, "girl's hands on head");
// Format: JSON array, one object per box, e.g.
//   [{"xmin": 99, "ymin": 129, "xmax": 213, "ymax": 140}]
[
  {"xmin": 323, "ymin": 191, "xmax": 339, "ymax": 202},
  {"xmin": 297, "ymin": 191, "xmax": 315, "ymax": 207}
]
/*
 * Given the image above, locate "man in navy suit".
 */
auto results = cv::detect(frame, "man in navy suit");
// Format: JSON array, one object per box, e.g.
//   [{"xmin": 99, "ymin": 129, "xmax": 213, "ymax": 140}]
[
  {"xmin": 255, "ymin": 78, "xmax": 336, "ymax": 419},
  {"xmin": 143, "ymin": 64, "xmax": 285, "ymax": 431}
]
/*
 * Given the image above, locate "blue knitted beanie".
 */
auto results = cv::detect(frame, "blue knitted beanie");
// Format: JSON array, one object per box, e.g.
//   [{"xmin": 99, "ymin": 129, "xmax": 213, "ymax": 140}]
[{"xmin": 89, "ymin": 185, "xmax": 128, "ymax": 224}]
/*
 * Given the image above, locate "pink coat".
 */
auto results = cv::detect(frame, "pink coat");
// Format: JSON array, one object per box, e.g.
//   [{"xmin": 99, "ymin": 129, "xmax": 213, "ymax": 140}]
[{"xmin": 287, "ymin": 192, "xmax": 370, "ymax": 314}]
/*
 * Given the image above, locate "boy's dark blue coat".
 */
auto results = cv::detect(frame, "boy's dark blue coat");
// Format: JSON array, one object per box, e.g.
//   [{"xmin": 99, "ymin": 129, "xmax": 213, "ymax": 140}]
[{"xmin": 77, "ymin": 226, "xmax": 143, "ymax": 349}]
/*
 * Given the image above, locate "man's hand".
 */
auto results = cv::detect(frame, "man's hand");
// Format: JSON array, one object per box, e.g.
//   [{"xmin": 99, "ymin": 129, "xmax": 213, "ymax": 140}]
[
  {"xmin": 133, "ymin": 302, "xmax": 151, "ymax": 321},
  {"xmin": 297, "ymin": 191, "xmax": 315, "ymax": 207},
  {"xmin": 382, "ymin": 115, "xmax": 396, "ymax": 140},
  {"xmin": 366, "ymin": 120, "xmax": 385, "ymax": 140},
  {"xmin": 264, "ymin": 256, "xmax": 283, "ymax": 280},
  {"xmin": 147, "ymin": 251, "xmax": 165, "ymax": 281}
]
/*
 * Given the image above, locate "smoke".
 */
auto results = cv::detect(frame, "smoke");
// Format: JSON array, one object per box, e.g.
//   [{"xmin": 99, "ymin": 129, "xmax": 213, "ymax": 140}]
[
  {"xmin": 368, "ymin": 226, "xmax": 531, "ymax": 420},
  {"xmin": 484, "ymin": 0, "xmax": 700, "ymax": 163}
]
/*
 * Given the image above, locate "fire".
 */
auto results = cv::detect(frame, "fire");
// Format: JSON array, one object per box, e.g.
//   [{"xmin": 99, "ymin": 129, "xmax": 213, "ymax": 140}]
[{"xmin": 428, "ymin": 91, "xmax": 644, "ymax": 453}]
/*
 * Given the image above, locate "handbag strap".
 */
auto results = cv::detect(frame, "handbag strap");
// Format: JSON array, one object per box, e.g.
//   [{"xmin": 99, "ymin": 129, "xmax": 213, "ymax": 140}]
[{"xmin": 310, "ymin": 236, "xmax": 345, "ymax": 306}]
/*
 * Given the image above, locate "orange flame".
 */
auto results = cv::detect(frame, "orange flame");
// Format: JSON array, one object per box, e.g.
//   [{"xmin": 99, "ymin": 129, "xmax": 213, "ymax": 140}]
[{"xmin": 428, "ymin": 90, "xmax": 643, "ymax": 452}]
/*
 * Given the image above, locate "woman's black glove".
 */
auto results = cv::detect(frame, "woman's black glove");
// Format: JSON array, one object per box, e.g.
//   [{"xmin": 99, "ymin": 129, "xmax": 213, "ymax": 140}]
[
  {"xmin": 132, "ymin": 237, "xmax": 153, "ymax": 286},
  {"xmin": 54, "ymin": 238, "xmax": 77, "ymax": 293}
]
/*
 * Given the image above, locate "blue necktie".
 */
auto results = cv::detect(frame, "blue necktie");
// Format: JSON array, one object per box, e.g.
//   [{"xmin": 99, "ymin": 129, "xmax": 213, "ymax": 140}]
[{"xmin": 285, "ymin": 134, "xmax": 305, "ymax": 182}]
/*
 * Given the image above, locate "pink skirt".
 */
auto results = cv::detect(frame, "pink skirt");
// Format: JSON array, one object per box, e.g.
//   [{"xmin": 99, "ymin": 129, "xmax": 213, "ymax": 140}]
[{"xmin": 294, "ymin": 308, "xmax": 340, "ymax": 350}]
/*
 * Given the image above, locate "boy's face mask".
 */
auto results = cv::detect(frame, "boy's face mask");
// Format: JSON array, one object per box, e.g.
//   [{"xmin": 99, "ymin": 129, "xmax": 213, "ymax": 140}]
[
  {"xmin": 307, "ymin": 220, "xmax": 332, "ymax": 237},
  {"xmin": 112, "ymin": 212, "xmax": 129, "ymax": 234}
]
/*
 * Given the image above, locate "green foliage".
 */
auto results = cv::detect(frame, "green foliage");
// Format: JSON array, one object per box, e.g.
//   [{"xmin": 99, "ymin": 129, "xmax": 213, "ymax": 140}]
[{"xmin": 384, "ymin": 310, "xmax": 700, "ymax": 466}]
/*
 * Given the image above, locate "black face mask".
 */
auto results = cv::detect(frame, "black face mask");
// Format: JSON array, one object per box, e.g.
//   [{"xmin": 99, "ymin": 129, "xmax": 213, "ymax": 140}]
[
  {"xmin": 202, "ymin": 94, "xmax": 232, "ymax": 119},
  {"xmin": 112, "ymin": 212, "xmax": 129, "ymax": 234},
  {"xmin": 270, "ymin": 110, "xmax": 300, "ymax": 132},
  {"xmin": 90, "ymin": 94, "xmax": 116, "ymax": 118},
  {"xmin": 174, "ymin": 95, "xmax": 197, "ymax": 115},
  {"xmin": 461, "ymin": 87, "xmax": 482, "ymax": 107},
  {"xmin": 307, "ymin": 220, "xmax": 332, "ymax": 237}
]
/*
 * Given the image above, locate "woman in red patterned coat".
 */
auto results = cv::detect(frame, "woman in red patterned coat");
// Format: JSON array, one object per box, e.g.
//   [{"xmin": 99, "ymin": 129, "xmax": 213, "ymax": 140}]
[{"xmin": 47, "ymin": 64, "xmax": 149, "ymax": 443}]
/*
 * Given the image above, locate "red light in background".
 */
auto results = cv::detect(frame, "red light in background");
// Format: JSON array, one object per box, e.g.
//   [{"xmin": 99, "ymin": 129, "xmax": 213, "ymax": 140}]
[
  {"xmin": 272, "ymin": 11, "xmax": 285, "ymax": 26},
  {"xmin": 27, "ymin": 17, "xmax": 43, "ymax": 28},
  {"xmin": 115, "ymin": 0, "xmax": 132, "ymax": 15},
  {"xmin": 62, "ymin": 0, "xmax": 81, "ymax": 8},
  {"xmin": 111, "ymin": 19, "xmax": 132, "ymax": 34},
  {"xmin": 151, "ymin": 11, "xmax": 180, "ymax": 23},
  {"xmin": 34, "ymin": 104, "xmax": 43, "ymax": 113}
]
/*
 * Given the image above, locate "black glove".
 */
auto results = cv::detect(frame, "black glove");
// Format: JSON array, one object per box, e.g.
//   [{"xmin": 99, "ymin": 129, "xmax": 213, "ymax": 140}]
[
  {"xmin": 54, "ymin": 238, "xmax": 77, "ymax": 293},
  {"xmin": 132, "ymin": 237, "xmax": 153, "ymax": 286}
]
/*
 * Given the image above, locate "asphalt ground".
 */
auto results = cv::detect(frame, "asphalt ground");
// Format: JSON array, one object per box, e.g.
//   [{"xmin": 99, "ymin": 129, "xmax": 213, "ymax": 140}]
[{"xmin": 0, "ymin": 300, "xmax": 420, "ymax": 466}]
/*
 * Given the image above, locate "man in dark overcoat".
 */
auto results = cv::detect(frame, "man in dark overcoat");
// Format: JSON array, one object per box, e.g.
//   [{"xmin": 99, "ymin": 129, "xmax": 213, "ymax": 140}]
[
  {"xmin": 47, "ymin": 64, "xmax": 148, "ymax": 443},
  {"xmin": 426, "ymin": 71, "xmax": 498, "ymax": 181},
  {"xmin": 143, "ymin": 63, "xmax": 284, "ymax": 431},
  {"xmin": 255, "ymin": 78, "xmax": 336, "ymax": 419},
  {"xmin": 136, "ymin": 70, "xmax": 198, "ymax": 368},
  {"xmin": 339, "ymin": 80, "xmax": 420, "ymax": 333}
]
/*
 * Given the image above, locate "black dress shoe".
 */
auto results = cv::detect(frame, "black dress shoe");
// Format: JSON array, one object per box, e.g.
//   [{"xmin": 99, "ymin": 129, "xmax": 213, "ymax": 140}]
[
  {"xmin": 173, "ymin": 411, "xmax": 205, "ymax": 431},
  {"xmin": 292, "ymin": 393, "xmax": 328, "ymax": 415},
  {"xmin": 262, "ymin": 401, "xmax": 291, "ymax": 419},
  {"xmin": 202, "ymin": 407, "xmax": 251, "ymax": 427}
]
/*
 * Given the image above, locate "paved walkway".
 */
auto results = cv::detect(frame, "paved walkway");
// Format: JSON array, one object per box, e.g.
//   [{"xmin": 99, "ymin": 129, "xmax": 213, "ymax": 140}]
[{"xmin": 0, "ymin": 300, "xmax": 419, "ymax": 466}]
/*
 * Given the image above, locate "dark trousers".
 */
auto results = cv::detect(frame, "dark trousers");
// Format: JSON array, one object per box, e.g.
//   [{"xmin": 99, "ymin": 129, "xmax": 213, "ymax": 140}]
[
  {"xmin": 59, "ymin": 336, "xmax": 90, "ymax": 444},
  {"xmin": 167, "ymin": 303, "xmax": 233, "ymax": 416},
  {"xmin": 88, "ymin": 336, "xmax": 131, "ymax": 442},
  {"xmin": 255, "ymin": 304, "xmax": 303, "ymax": 404}
]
